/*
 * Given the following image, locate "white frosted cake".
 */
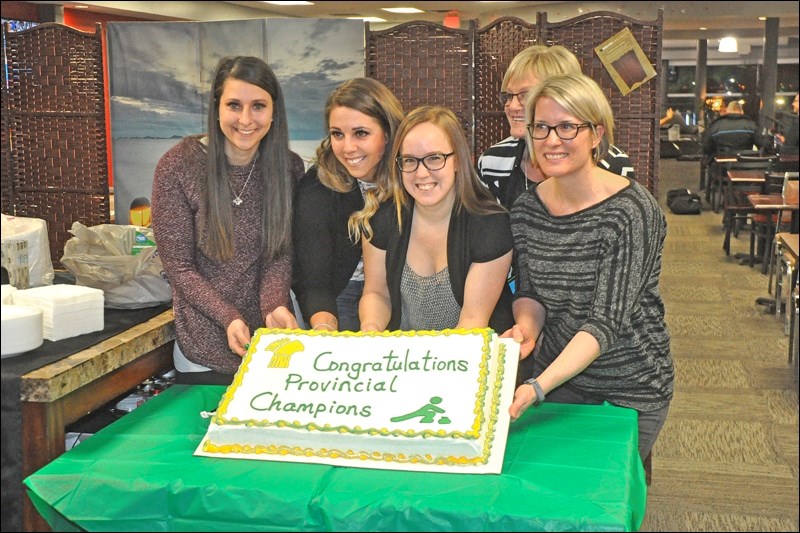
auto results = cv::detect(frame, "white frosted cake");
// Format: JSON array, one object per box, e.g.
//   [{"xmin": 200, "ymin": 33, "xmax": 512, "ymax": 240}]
[{"xmin": 196, "ymin": 328, "xmax": 519, "ymax": 474}]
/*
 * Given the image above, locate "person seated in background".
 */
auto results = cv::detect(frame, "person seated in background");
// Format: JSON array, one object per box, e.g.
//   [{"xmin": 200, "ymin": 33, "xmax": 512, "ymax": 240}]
[
  {"xmin": 775, "ymin": 92, "xmax": 799, "ymax": 155},
  {"xmin": 659, "ymin": 107, "xmax": 681, "ymax": 127},
  {"xmin": 477, "ymin": 45, "xmax": 634, "ymax": 210},
  {"xmin": 702, "ymin": 101, "xmax": 764, "ymax": 162}
]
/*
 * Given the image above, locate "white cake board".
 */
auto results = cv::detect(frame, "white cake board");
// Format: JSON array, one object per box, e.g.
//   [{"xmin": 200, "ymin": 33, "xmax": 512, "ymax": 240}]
[{"xmin": 195, "ymin": 332, "xmax": 519, "ymax": 475}]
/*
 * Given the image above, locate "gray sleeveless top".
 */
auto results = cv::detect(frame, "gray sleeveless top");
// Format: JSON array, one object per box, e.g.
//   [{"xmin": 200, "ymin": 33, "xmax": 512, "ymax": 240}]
[{"xmin": 399, "ymin": 262, "xmax": 461, "ymax": 330}]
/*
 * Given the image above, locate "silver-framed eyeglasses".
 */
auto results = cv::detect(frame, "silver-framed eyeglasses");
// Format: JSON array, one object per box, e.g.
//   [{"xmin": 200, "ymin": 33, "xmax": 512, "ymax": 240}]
[
  {"xmin": 527, "ymin": 122, "xmax": 593, "ymax": 140},
  {"xmin": 497, "ymin": 90, "xmax": 529, "ymax": 106},
  {"xmin": 396, "ymin": 152, "xmax": 455, "ymax": 173}
]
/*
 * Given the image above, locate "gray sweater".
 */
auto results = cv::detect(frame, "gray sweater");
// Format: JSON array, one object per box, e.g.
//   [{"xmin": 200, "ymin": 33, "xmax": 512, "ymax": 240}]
[{"xmin": 511, "ymin": 179, "xmax": 673, "ymax": 411}]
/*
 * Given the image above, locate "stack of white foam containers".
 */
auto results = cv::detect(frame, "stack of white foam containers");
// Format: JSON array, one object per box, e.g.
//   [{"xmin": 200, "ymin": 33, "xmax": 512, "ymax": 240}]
[{"xmin": 13, "ymin": 285, "xmax": 104, "ymax": 341}]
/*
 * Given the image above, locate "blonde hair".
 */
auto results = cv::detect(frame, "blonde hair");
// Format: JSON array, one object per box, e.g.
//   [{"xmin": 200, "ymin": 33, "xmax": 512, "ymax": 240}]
[
  {"xmin": 502, "ymin": 45, "xmax": 582, "ymax": 91},
  {"xmin": 524, "ymin": 73, "xmax": 614, "ymax": 167},
  {"xmin": 348, "ymin": 106, "xmax": 504, "ymax": 243}
]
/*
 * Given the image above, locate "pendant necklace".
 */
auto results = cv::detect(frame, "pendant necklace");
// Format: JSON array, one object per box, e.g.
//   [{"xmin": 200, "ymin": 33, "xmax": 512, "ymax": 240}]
[{"xmin": 230, "ymin": 154, "xmax": 258, "ymax": 206}]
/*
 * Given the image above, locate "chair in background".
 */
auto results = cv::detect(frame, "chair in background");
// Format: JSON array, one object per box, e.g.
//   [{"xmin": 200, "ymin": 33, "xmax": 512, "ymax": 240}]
[
  {"xmin": 721, "ymin": 154, "xmax": 776, "ymax": 259},
  {"xmin": 774, "ymin": 153, "xmax": 800, "ymax": 174}
]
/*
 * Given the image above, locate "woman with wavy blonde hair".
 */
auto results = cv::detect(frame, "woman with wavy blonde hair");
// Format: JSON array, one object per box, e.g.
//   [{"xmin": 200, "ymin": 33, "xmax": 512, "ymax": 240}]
[{"xmin": 266, "ymin": 78, "xmax": 403, "ymax": 332}]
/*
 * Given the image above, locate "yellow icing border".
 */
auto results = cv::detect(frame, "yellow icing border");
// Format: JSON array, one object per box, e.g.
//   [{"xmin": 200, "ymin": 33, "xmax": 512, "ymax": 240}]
[{"xmin": 206, "ymin": 328, "xmax": 504, "ymax": 465}]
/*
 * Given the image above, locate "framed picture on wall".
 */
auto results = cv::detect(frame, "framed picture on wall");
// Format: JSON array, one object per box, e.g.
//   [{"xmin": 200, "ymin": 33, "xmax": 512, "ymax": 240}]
[{"xmin": 594, "ymin": 28, "xmax": 656, "ymax": 96}]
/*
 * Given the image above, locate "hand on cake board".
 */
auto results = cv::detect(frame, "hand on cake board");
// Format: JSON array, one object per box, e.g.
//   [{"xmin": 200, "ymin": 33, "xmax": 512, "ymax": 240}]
[
  {"xmin": 227, "ymin": 318, "xmax": 251, "ymax": 357},
  {"xmin": 502, "ymin": 323, "xmax": 536, "ymax": 359},
  {"xmin": 265, "ymin": 305, "xmax": 299, "ymax": 329}
]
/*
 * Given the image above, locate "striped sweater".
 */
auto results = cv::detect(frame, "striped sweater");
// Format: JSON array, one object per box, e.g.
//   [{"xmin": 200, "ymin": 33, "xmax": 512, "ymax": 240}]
[{"xmin": 511, "ymin": 179, "xmax": 673, "ymax": 411}]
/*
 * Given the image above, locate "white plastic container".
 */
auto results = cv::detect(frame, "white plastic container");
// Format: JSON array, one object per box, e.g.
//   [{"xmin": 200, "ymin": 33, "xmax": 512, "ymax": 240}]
[{"xmin": 1, "ymin": 304, "xmax": 44, "ymax": 358}]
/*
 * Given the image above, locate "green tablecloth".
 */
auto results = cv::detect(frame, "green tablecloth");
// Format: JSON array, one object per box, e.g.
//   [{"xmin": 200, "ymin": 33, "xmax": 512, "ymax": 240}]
[{"xmin": 24, "ymin": 385, "xmax": 646, "ymax": 531}]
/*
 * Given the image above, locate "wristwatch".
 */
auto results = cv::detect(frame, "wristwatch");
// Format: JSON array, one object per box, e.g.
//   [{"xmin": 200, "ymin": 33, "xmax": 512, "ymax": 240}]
[{"xmin": 524, "ymin": 378, "xmax": 545, "ymax": 406}]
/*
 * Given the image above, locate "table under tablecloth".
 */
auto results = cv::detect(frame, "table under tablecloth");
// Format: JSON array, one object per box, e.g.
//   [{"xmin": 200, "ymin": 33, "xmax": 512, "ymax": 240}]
[
  {"xmin": 1, "ymin": 301, "xmax": 170, "ymax": 532},
  {"xmin": 25, "ymin": 385, "xmax": 647, "ymax": 532}
]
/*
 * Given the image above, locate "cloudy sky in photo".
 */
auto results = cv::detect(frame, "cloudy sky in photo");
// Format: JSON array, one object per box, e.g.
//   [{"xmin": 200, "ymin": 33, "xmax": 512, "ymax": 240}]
[{"xmin": 107, "ymin": 18, "xmax": 363, "ymax": 140}]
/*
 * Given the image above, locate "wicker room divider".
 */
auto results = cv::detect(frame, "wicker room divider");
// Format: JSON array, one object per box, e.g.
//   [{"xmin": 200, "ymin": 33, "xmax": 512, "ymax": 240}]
[
  {"xmin": 366, "ymin": 11, "xmax": 662, "ymax": 196},
  {"xmin": 539, "ymin": 11, "xmax": 663, "ymax": 195},
  {"xmin": 474, "ymin": 16, "xmax": 540, "ymax": 163},
  {"xmin": 366, "ymin": 20, "xmax": 476, "ymax": 150},
  {"xmin": 1, "ymin": 22, "xmax": 109, "ymax": 268}
]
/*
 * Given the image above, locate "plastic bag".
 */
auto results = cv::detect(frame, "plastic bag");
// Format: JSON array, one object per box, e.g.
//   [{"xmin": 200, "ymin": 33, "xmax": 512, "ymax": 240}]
[
  {"xmin": 60, "ymin": 222, "xmax": 172, "ymax": 309},
  {"xmin": 1, "ymin": 213, "xmax": 55, "ymax": 288}
]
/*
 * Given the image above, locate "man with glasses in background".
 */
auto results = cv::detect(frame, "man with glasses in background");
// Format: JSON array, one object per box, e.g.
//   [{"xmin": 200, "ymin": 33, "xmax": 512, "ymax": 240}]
[{"xmin": 478, "ymin": 45, "xmax": 635, "ymax": 209}]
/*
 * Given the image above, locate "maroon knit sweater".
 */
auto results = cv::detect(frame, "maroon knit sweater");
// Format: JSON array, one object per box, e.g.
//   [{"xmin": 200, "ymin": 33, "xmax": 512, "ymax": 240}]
[{"xmin": 152, "ymin": 136, "xmax": 303, "ymax": 373}]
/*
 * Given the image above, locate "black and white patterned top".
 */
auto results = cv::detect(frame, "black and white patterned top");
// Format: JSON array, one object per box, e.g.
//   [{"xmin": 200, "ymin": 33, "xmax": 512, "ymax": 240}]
[{"xmin": 399, "ymin": 264, "xmax": 461, "ymax": 330}]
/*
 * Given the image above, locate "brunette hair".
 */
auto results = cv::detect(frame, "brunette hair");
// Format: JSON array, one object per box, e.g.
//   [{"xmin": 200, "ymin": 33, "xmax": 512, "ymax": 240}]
[{"xmin": 202, "ymin": 56, "xmax": 293, "ymax": 261}]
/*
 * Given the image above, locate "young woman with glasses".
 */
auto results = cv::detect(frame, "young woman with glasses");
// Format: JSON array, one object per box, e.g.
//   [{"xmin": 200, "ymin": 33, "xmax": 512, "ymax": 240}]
[
  {"xmin": 477, "ymin": 45, "xmax": 635, "ymax": 209},
  {"xmin": 348, "ymin": 106, "xmax": 514, "ymax": 336},
  {"xmin": 507, "ymin": 73, "xmax": 673, "ymax": 461}
]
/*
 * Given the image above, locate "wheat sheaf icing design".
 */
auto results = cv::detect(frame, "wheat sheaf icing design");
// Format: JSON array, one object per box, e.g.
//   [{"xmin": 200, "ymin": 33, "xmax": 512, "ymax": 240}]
[{"xmin": 266, "ymin": 338, "xmax": 304, "ymax": 368}]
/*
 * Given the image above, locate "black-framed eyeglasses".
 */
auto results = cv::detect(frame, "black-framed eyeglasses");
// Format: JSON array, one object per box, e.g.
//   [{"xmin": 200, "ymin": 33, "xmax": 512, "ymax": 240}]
[
  {"xmin": 396, "ymin": 152, "xmax": 455, "ymax": 173},
  {"xmin": 527, "ymin": 122, "xmax": 593, "ymax": 140},
  {"xmin": 497, "ymin": 90, "xmax": 529, "ymax": 107}
]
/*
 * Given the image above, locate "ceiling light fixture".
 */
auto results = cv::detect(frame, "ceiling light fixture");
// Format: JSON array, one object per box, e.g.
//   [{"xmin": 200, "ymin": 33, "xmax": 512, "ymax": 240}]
[
  {"xmin": 382, "ymin": 7, "xmax": 425, "ymax": 14},
  {"xmin": 262, "ymin": 1, "xmax": 314, "ymax": 6},
  {"xmin": 443, "ymin": 10, "xmax": 460, "ymax": 29},
  {"xmin": 348, "ymin": 17, "xmax": 387, "ymax": 23},
  {"xmin": 718, "ymin": 37, "xmax": 738, "ymax": 53}
]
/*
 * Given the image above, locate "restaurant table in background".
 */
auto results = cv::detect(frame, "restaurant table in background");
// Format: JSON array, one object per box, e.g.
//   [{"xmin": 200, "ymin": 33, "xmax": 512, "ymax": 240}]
[
  {"xmin": 24, "ymin": 385, "xmax": 647, "ymax": 532},
  {"xmin": 746, "ymin": 194, "xmax": 800, "ymax": 273},
  {"xmin": 1, "ymin": 300, "xmax": 175, "ymax": 532}
]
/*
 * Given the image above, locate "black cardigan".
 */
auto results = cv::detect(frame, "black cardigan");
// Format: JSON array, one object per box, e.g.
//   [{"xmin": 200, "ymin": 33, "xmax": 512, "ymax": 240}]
[
  {"xmin": 292, "ymin": 166, "xmax": 363, "ymax": 322},
  {"xmin": 369, "ymin": 200, "xmax": 514, "ymax": 332}
]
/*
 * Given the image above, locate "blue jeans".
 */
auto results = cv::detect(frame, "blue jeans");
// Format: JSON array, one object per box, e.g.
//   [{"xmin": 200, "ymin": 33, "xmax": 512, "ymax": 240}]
[{"xmin": 336, "ymin": 279, "xmax": 363, "ymax": 332}]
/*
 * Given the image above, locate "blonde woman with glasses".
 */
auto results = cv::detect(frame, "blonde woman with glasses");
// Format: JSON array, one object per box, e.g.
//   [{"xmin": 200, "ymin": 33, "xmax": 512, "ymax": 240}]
[
  {"xmin": 477, "ymin": 45, "xmax": 634, "ymax": 209},
  {"xmin": 507, "ymin": 74, "xmax": 673, "ymax": 461},
  {"xmin": 349, "ymin": 106, "xmax": 514, "ymax": 338}
]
